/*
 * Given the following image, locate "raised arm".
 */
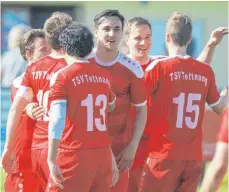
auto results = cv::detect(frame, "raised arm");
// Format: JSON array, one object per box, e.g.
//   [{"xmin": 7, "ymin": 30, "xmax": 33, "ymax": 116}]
[{"xmin": 197, "ymin": 27, "xmax": 228, "ymax": 64}]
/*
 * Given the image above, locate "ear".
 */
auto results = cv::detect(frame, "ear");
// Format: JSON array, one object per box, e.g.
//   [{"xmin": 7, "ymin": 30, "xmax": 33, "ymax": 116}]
[
  {"xmin": 25, "ymin": 50, "xmax": 32, "ymax": 61},
  {"xmin": 94, "ymin": 27, "xmax": 98, "ymax": 38},
  {"xmin": 187, "ymin": 36, "xmax": 192, "ymax": 45},
  {"xmin": 165, "ymin": 32, "xmax": 171, "ymax": 43},
  {"xmin": 125, "ymin": 35, "xmax": 129, "ymax": 46}
]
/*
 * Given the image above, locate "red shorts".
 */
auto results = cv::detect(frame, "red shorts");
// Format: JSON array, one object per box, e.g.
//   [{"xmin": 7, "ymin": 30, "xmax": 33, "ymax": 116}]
[
  {"xmin": 128, "ymin": 167, "xmax": 142, "ymax": 192},
  {"xmin": 131, "ymin": 138, "xmax": 149, "ymax": 171},
  {"xmin": 46, "ymin": 147, "xmax": 112, "ymax": 192},
  {"xmin": 31, "ymin": 148, "xmax": 49, "ymax": 191},
  {"xmin": 111, "ymin": 170, "xmax": 129, "ymax": 192},
  {"xmin": 5, "ymin": 171, "xmax": 40, "ymax": 192},
  {"xmin": 139, "ymin": 158, "xmax": 202, "ymax": 192}
]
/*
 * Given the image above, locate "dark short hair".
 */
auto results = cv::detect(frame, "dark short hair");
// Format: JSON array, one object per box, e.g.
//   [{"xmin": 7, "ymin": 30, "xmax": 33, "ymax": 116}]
[
  {"xmin": 59, "ymin": 22, "xmax": 94, "ymax": 58},
  {"xmin": 19, "ymin": 29, "xmax": 45, "ymax": 61},
  {"xmin": 166, "ymin": 12, "xmax": 192, "ymax": 46},
  {"xmin": 94, "ymin": 9, "xmax": 125, "ymax": 29},
  {"xmin": 125, "ymin": 17, "xmax": 152, "ymax": 36},
  {"xmin": 43, "ymin": 12, "xmax": 72, "ymax": 50}
]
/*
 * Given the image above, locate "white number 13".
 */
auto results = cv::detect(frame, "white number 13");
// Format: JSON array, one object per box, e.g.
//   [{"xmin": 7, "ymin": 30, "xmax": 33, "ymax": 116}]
[
  {"xmin": 173, "ymin": 93, "xmax": 201, "ymax": 129},
  {"xmin": 81, "ymin": 94, "xmax": 107, "ymax": 131}
]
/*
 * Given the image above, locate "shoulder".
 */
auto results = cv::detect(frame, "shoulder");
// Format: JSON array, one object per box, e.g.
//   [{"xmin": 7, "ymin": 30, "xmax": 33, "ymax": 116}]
[
  {"xmin": 50, "ymin": 65, "xmax": 71, "ymax": 87},
  {"xmin": 118, "ymin": 53, "xmax": 144, "ymax": 78},
  {"xmin": 145, "ymin": 57, "xmax": 171, "ymax": 72},
  {"xmin": 148, "ymin": 55, "xmax": 167, "ymax": 61}
]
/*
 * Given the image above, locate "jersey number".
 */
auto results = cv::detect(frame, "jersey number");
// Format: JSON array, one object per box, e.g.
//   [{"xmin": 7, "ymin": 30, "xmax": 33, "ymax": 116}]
[
  {"xmin": 81, "ymin": 94, "xmax": 107, "ymax": 131},
  {"xmin": 37, "ymin": 90, "xmax": 50, "ymax": 121},
  {"xmin": 173, "ymin": 93, "xmax": 201, "ymax": 129}
]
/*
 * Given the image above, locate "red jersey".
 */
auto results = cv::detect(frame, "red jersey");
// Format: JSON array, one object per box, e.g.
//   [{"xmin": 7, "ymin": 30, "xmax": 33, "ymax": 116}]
[
  {"xmin": 145, "ymin": 56, "xmax": 220, "ymax": 160},
  {"xmin": 131, "ymin": 55, "xmax": 167, "ymax": 170},
  {"xmin": 217, "ymin": 107, "xmax": 228, "ymax": 143},
  {"xmin": 10, "ymin": 75, "xmax": 36, "ymax": 172},
  {"xmin": 88, "ymin": 52, "xmax": 147, "ymax": 144},
  {"xmin": 19, "ymin": 55, "xmax": 67, "ymax": 149},
  {"xmin": 49, "ymin": 60, "xmax": 115, "ymax": 149}
]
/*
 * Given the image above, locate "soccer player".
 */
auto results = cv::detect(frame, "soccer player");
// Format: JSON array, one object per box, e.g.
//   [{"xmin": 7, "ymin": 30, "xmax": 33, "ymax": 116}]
[
  {"xmin": 124, "ymin": 17, "xmax": 165, "ymax": 192},
  {"xmin": 46, "ymin": 22, "xmax": 117, "ymax": 192},
  {"xmin": 200, "ymin": 106, "xmax": 228, "ymax": 192},
  {"xmin": 4, "ymin": 29, "xmax": 50, "ymax": 192},
  {"xmin": 88, "ymin": 9, "xmax": 147, "ymax": 192},
  {"xmin": 138, "ymin": 12, "xmax": 228, "ymax": 192},
  {"xmin": 125, "ymin": 18, "xmax": 228, "ymax": 192},
  {"xmin": 1, "ymin": 12, "xmax": 72, "ymax": 191}
]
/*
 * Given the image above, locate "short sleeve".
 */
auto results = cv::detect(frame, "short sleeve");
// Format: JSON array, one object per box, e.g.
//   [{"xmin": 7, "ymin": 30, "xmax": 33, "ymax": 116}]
[
  {"xmin": 16, "ymin": 67, "xmax": 34, "ymax": 102},
  {"xmin": 206, "ymin": 69, "xmax": 220, "ymax": 107},
  {"xmin": 49, "ymin": 72, "xmax": 67, "ymax": 104},
  {"xmin": 130, "ymin": 76, "xmax": 147, "ymax": 107},
  {"xmin": 144, "ymin": 60, "xmax": 161, "ymax": 95}
]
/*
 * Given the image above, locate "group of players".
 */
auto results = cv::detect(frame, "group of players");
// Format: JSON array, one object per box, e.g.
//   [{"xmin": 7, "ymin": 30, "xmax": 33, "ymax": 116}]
[{"xmin": 1, "ymin": 9, "xmax": 228, "ymax": 192}]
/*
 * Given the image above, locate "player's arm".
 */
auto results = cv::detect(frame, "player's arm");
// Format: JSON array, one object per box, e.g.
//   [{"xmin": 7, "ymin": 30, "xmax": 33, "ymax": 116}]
[
  {"xmin": 197, "ymin": 27, "xmax": 228, "ymax": 64},
  {"xmin": 117, "ymin": 64, "xmax": 147, "ymax": 171},
  {"xmin": 47, "ymin": 100, "xmax": 66, "ymax": 189},
  {"xmin": 1, "ymin": 85, "xmax": 33, "ymax": 173},
  {"xmin": 47, "ymin": 72, "xmax": 66, "ymax": 189},
  {"xmin": 211, "ymin": 85, "xmax": 228, "ymax": 115},
  {"xmin": 200, "ymin": 142, "xmax": 228, "ymax": 192}
]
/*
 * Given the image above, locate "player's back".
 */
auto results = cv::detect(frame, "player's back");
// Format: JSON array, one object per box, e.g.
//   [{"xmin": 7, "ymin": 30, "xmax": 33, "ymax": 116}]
[
  {"xmin": 21, "ymin": 55, "xmax": 67, "ymax": 149},
  {"xmin": 145, "ymin": 56, "xmax": 220, "ymax": 160},
  {"xmin": 50, "ymin": 61, "xmax": 113, "ymax": 150}
]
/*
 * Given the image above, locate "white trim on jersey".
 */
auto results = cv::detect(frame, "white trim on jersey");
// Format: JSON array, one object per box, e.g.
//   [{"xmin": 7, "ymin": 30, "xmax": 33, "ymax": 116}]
[
  {"xmin": 16, "ymin": 85, "xmax": 34, "ymax": 102},
  {"xmin": 51, "ymin": 99, "xmax": 67, "ymax": 106},
  {"xmin": 208, "ymin": 97, "xmax": 221, "ymax": 107},
  {"xmin": 132, "ymin": 100, "xmax": 147, "ymax": 107},
  {"xmin": 145, "ymin": 57, "xmax": 171, "ymax": 72},
  {"xmin": 109, "ymin": 95, "xmax": 116, "ymax": 105}
]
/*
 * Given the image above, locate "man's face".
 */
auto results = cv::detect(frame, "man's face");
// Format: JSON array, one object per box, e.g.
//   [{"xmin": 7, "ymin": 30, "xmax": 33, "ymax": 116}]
[
  {"xmin": 126, "ymin": 24, "xmax": 152, "ymax": 59},
  {"xmin": 30, "ymin": 37, "xmax": 50, "ymax": 61},
  {"xmin": 95, "ymin": 16, "xmax": 123, "ymax": 51}
]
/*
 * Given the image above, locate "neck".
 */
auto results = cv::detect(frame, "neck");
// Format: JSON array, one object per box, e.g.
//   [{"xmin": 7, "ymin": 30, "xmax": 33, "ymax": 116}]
[
  {"xmin": 64, "ymin": 55, "xmax": 88, "ymax": 65},
  {"xmin": 129, "ymin": 54, "xmax": 149, "ymax": 65},
  {"xmin": 95, "ymin": 44, "xmax": 119, "ymax": 63},
  {"xmin": 51, "ymin": 49, "xmax": 63, "ymax": 57},
  {"xmin": 168, "ymin": 44, "xmax": 187, "ymax": 57}
]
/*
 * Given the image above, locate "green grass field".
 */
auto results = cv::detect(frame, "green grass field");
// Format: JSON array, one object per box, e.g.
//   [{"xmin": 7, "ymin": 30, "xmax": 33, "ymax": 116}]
[{"xmin": 0, "ymin": 167, "xmax": 228, "ymax": 191}]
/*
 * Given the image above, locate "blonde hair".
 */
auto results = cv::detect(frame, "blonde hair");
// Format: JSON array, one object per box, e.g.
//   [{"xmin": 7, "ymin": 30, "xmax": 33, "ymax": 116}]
[{"xmin": 166, "ymin": 12, "xmax": 192, "ymax": 46}]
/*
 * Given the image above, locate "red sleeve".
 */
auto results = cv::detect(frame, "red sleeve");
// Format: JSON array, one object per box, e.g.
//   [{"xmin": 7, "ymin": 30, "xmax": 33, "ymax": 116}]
[
  {"xmin": 49, "ymin": 72, "xmax": 67, "ymax": 103},
  {"xmin": 206, "ymin": 69, "xmax": 220, "ymax": 106},
  {"xmin": 217, "ymin": 108, "xmax": 228, "ymax": 143},
  {"xmin": 130, "ymin": 76, "xmax": 147, "ymax": 106},
  {"xmin": 144, "ymin": 60, "xmax": 161, "ymax": 95},
  {"xmin": 21, "ymin": 66, "xmax": 32, "ymax": 88}
]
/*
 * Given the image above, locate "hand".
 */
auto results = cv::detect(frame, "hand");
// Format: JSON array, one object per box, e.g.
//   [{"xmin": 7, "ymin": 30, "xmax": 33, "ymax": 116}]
[
  {"xmin": 116, "ymin": 142, "xmax": 138, "ymax": 171},
  {"xmin": 111, "ymin": 155, "xmax": 119, "ymax": 187},
  {"xmin": 25, "ymin": 103, "xmax": 44, "ymax": 120},
  {"xmin": 48, "ymin": 161, "xmax": 64, "ymax": 190},
  {"xmin": 0, "ymin": 150, "xmax": 15, "ymax": 174},
  {"xmin": 208, "ymin": 27, "xmax": 228, "ymax": 47}
]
